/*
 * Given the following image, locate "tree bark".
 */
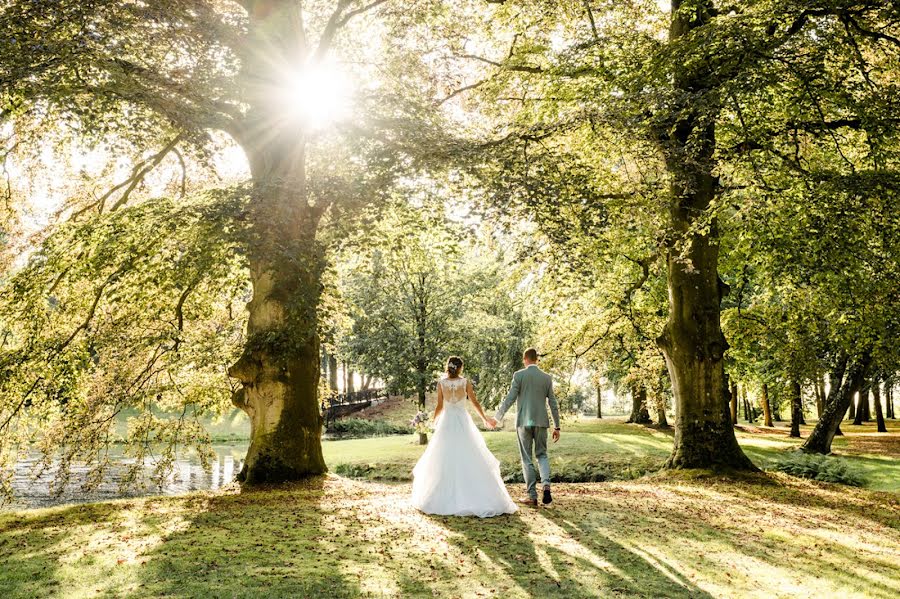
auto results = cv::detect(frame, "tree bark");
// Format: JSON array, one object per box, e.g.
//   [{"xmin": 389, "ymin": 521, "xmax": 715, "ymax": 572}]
[
  {"xmin": 227, "ymin": 3, "xmax": 328, "ymax": 483},
  {"xmin": 654, "ymin": 0, "xmax": 754, "ymax": 470},
  {"xmin": 328, "ymin": 353, "xmax": 339, "ymax": 392},
  {"xmin": 596, "ymin": 386, "xmax": 603, "ymax": 419},
  {"xmin": 415, "ymin": 278, "xmax": 428, "ymax": 410},
  {"xmin": 656, "ymin": 394, "xmax": 669, "ymax": 428},
  {"xmin": 803, "ymin": 357, "xmax": 867, "ymax": 454},
  {"xmin": 789, "ymin": 381, "xmax": 802, "ymax": 438},
  {"xmin": 853, "ymin": 381, "xmax": 870, "ymax": 425},
  {"xmin": 730, "ymin": 381, "xmax": 738, "ymax": 425},
  {"xmin": 626, "ymin": 384, "xmax": 651, "ymax": 424},
  {"xmin": 862, "ymin": 385, "xmax": 871, "ymax": 421},
  {"xmin": 760, "ymin": 383, "xmax": 773, "ymax": 427},
  {"xmin": 887, "ymin": 382, "xmax": 895, "ymax": 419},
  {"xmin": 873, "ymin": 379, "xmax": 887, "ymax": 433},
  {"xmin": 815, "ymin": 373, "xmax": 825, "ymax": 419}
]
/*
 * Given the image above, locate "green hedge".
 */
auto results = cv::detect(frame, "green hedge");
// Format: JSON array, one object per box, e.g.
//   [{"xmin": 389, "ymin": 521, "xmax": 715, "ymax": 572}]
[{"xmin": 327, "ymin": 418, "xmax": 414, "ymax": 439}]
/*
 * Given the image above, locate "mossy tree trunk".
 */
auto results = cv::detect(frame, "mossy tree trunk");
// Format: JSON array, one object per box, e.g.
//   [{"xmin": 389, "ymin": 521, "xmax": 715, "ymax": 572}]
[
  {"xmin": 227, "ymin": 2, "xmax": 328, "ymax": 483},
  {"xmin": 655, "ymin": 1, "xmax": 755, "ymax": 471}
]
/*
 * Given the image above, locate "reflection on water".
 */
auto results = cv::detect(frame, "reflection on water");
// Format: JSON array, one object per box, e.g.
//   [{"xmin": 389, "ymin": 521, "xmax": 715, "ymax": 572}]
[{"xmin": 7, "ymin": 443, "xmax": 249, "ymax": 511}]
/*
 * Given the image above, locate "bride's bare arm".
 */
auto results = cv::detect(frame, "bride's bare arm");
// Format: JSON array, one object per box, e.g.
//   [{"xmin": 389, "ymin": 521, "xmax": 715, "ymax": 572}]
[
  {"xmin": 433, "ymin": 382, "xmax": 444, "ymax": 421},
  {"xmin": 466, "ymin": 380, "xmax": 489, "ymax": 426}
]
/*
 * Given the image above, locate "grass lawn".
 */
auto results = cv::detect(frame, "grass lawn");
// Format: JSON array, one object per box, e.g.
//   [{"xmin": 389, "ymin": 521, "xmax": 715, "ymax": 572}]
[
  {"xmin": 1, "ymin": 473, "xmax": 897, "ymax": 598},
  {"xmin": 325, "ymin": 415, "xmax": 900, "ymax": 493}
]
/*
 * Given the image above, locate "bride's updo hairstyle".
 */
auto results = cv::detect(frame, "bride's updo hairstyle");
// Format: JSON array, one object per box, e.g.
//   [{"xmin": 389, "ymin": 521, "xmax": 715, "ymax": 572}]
[{"xmin": 446, "ymin": 356, "xmax": 464, "ymax": 377}]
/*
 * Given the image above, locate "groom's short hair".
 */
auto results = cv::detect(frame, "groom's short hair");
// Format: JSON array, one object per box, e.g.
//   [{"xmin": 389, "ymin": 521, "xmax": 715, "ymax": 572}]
[{"xmin": 523, "ymin": 348, "xmax": 539, "ymax": 362}]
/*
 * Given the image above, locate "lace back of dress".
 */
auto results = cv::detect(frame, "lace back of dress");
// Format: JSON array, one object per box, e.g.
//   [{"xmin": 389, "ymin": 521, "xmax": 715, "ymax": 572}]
[{"xmin": 442, "ymin": 377, "xmax": 467, "ymax": 404}]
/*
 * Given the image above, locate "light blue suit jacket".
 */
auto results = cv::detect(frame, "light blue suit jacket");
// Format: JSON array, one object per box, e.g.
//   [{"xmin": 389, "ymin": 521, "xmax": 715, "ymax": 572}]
[{"xmin": 495, "ymin": 365, "xmax": 560, "ymax": 429}]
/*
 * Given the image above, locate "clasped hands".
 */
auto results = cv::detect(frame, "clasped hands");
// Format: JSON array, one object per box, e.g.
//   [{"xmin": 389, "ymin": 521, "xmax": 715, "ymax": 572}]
[{"xmin": 484, "ymin": 417, "xmax": 499, "ymax": 430}]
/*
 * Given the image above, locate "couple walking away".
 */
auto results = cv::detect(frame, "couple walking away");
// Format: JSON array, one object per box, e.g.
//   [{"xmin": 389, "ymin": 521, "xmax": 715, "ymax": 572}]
[{"xmin": 411, "ymin": 348, "xmax": 561, "ymax": 517}]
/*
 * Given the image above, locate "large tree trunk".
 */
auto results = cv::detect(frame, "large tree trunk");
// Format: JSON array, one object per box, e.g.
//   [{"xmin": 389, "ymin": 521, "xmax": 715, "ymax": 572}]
[
  {"xmin": 803, "ymin": 357, "xmax": 867, "ymax": 454},
  {"xmin": 227, "ymin": 3, "xmax": 327, "ymax": 483},
  {"xmin": 760, "ymin": 383, "xmax": 773, "ymax": 427},
  {"xmin": 873, "ymin": 379, "xmax": 887, "ymax": 433},
  {"xmin": 626, "ymin": 384, "xmax": 651, "ymax": 424},
  {"xmin": 789, "ymin": 381, "xmax": 802, "ymax": 438},
  {"xmin": 228, "ymin": 205, "xmax": 327, "ymax": 482},
  {"xmin": 655, "ymin": 0, "xmax": 754, "ymax": 470}
]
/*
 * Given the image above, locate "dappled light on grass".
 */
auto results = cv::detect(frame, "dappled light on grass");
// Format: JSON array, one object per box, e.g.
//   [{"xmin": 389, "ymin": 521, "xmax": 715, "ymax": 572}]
[{"xmin": 1, "ymin": 474, "xmax": 898, "ymax": 597}]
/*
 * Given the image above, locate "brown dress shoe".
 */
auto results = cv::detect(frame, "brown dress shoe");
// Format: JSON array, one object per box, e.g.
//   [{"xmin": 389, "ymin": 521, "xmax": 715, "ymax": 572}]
[{"xmin": 519, "ymin": 497, "xmax": 538, "ymax": 507}]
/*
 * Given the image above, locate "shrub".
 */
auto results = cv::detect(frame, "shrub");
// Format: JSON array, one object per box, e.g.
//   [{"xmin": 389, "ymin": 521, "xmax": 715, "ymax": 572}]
[
  {"xmin": 327, "ymin": 418, "xmax": 413, "ymax": 439},
  {"xmin": 773, "ymin": 451, "xmax": 867, "ymax": 487}
]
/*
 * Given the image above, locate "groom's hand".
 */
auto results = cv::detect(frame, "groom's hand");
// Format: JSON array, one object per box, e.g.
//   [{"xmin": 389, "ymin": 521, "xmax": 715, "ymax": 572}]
[{"xmin": 552, "ymin": 428, "xmax": 560, "ymax": 443}]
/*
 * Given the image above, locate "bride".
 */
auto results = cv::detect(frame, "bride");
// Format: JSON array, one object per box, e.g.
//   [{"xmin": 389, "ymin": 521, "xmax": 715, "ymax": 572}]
[{"xmin": 411, "ymin": 356, "xmax": 517, "ymax": 517}]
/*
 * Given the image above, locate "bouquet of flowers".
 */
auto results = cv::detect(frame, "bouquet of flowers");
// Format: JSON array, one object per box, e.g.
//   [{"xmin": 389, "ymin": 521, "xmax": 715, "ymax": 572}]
[{"xmin": 410, "ymin": 411, "xmax": 430, "ymax": 435}]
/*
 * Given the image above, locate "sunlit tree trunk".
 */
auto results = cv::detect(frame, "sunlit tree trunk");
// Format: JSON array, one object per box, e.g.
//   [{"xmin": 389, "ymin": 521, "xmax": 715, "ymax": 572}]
[
  {"xmin": 656, "ymin": 0, "xmax": 753, "ymax": 469},
  {"xmin": 760, "ymin": 383, "xmax": 773, "ymax": 427},
  {"xmin": 804, "ymin": 357, "xmax": 868, "ymax": 454},
  {"xmin": 227, "ymin": 2, "xmax": 327, "ymax": 483},
  {"xmin": 626, "ymin": 384, "xmax": 651, "ymax": 424}
]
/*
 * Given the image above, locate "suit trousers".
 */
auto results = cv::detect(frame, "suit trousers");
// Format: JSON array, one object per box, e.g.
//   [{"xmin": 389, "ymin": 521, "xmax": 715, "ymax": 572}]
[{"xmin": 516, "ymin": 426, "xmax": 551, "ymax": 499}]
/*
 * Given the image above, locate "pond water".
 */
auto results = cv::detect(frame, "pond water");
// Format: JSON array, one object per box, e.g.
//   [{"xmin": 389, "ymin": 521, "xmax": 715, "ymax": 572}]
[{"xmin": 5, "ymin": 443, "xmax": 249, "ymax": 511}]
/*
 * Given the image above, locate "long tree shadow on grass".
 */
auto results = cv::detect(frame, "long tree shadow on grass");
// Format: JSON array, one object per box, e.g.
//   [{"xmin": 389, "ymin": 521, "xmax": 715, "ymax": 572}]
[
  {"xmin": 539, "ymin": 475, "xmax": 900, "ymax": 599},
  {"xmin": 431, "ymin": 509, "xmax": 714, "ymax": 598},
  {"xmin": 0, "ymin": 502, "xmax": 125, "ymax": 597},
  {"xmin": 135, "ymin": 477, "xmax": 364, "ymax": 598}
]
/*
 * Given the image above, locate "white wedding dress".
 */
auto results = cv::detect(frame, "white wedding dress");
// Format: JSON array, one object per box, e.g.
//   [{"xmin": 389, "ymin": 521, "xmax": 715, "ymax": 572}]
[{"xmin": 411, "ymin": 377, "xmax": 517, "ymax": 517}]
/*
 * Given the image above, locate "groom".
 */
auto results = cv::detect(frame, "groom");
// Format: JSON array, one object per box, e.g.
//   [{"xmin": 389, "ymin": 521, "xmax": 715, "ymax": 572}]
[{"xmin": 488, "ymin": 348, "xmax": 561, "ymax": 507}]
